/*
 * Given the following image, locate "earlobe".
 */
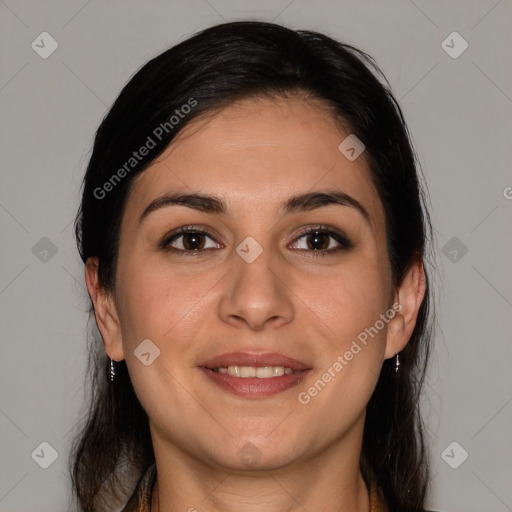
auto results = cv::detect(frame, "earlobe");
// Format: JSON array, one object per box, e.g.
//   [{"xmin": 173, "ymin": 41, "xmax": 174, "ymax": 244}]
[
  {"xmin": 85, "ymin": 257, "xmax": 125, "ymax": 362},
  {"xmin": 384, "ymin": 256, "xmax": 426, "ymax": 359}
]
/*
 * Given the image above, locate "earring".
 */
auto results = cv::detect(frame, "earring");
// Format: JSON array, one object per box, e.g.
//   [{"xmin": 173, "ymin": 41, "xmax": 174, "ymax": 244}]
[
  {"xmin": 395, "ymin": 353, "xmax": 400, "ymax": 373},
  {"xmin": 110, "ymin": 357, "xmax": 116, "ymax": 382}
]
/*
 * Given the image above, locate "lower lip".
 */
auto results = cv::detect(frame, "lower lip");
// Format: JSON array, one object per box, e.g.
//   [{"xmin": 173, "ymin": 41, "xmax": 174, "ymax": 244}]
[{"xmin": 199, "ymin": 367, "xmax": 311, "ymax": 398}]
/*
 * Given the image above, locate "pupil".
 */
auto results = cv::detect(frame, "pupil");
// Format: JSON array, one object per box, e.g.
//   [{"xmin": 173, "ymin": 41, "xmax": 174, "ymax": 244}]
[
  {"xmin": 308, "ymin": 231, "xmax": 328, "ymax": 250},
  {"xmin": 183, "ymin": 233, "xmax": 203, "ymax": 250}
]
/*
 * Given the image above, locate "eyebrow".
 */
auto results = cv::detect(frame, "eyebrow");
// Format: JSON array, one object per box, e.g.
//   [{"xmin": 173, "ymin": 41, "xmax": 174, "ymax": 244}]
[{"xmin": 139, "ymin": 190, "xmax": 371, "ymax": 225}]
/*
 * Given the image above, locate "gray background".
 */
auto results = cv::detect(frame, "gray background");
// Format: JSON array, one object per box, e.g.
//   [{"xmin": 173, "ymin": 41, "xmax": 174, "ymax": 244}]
[{"xmin": 1, "ymin": 1, "xmax": 511, "ymax": 511}]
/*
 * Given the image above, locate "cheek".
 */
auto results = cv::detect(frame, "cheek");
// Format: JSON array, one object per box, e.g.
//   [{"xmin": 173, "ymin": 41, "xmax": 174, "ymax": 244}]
[
  {"xmin": 298, "ymin": 264, "xmax": 390, "ymax": 421},
  {"xmin": 302, "ymin": 258, "xmax": 391, "ymax": 397},
  {"xmin": 116, "ymin": 260, "xmax": 214, "ymax": 350},
  {"xmin": 115, "ymin": 266, "xmax": 199, "ymax": 415},
  {"xmin": 312, "ymin": 258, "xmax": 391, "ymax": 338},
  {"xmin": 113, "ymin": 258, "xmax": 168, "ymax": 352}
]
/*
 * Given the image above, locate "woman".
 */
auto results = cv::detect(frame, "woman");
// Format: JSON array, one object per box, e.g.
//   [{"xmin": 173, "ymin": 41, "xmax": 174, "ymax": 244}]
[{"xmin": 70, "ymin": 20, "xmax": 434, "ymax": 512}]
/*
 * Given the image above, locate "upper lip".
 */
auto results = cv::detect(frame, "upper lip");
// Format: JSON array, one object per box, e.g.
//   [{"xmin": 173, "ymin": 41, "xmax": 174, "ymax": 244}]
[{"xmin": 199, "ymin": 352, "xmax": 311, "ymax": 371}]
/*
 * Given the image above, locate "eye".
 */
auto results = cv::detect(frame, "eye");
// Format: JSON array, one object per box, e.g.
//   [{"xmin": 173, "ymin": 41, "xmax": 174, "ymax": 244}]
[
  {"xmin": 159, "ymin": 226, "xmax": 222, "ymax": 255},
  {"xmin": 159, "ymin": 224, "xmax": 353, "ymax": 257},
  {"xmin": 289, "ymin": 225, "xmax": 353, "ymax": 257}
]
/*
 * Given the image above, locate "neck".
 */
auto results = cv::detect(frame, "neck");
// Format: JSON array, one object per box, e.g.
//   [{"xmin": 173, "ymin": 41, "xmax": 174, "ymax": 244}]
[
  {"xmin": 152, "ymin": 475, "xmax": 370, "ymax": 512},
  {"xmin": 149, "ymin": 429, "xmax": 370, "ymax": 512}
]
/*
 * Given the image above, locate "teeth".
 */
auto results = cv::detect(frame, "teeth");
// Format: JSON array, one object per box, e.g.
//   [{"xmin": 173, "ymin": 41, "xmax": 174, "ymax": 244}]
[{"xmin": 214, "ymin": 366, "xmax": 296, "ymax": 378}]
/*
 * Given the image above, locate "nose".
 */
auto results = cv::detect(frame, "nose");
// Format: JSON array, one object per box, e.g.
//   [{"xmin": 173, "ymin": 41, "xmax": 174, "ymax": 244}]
[{"xmin": 218, "ymin": 245, "xmax": 295, "ymax": 331}]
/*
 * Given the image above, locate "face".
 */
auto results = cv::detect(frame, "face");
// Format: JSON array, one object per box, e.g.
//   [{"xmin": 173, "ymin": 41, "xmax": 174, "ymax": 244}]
[{"xmin": 89, "ymin": 95, "xmax": 420, "ymax": 473}]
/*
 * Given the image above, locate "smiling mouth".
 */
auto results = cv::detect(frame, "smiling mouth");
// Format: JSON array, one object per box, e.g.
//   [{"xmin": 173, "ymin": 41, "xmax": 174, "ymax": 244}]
[
  {"xmin": 198, "ymin": 351, "xmax": 312, "ymax": 397},
  {"xmin": 208, "ymin": 365, "xmax": 298, "ymax": 378},
  {"xmin": 200, "ymin": 366, "xmax": 311, "ymax": 398}
]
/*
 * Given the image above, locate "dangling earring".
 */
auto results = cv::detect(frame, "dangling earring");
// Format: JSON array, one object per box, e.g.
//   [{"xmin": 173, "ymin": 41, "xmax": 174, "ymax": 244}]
[
  {"xmin": 110, "ymin": 357, "xmax": 116, "ymax": 382},
  {"xmin": 395, "ymin": 353, "xmax": 400, "ymax": 373}
]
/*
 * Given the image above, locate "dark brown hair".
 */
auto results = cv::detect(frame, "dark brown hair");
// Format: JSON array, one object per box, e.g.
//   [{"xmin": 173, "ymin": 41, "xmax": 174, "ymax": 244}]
[{"xmin": 70, "ymin": 20, "xmax": 434, "ymax": 512}]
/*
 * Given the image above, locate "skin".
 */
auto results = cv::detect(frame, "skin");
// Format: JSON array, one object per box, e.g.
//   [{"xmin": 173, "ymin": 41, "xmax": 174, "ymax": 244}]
[{"xmin": 86, "ymin": 95, "xmax": 426, "ymax": 512}]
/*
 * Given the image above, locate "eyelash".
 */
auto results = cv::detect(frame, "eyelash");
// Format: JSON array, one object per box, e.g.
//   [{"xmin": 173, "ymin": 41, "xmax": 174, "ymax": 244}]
[{"xmin": 159, "ymin": 224, "xmax": 354, "ymax": 258}]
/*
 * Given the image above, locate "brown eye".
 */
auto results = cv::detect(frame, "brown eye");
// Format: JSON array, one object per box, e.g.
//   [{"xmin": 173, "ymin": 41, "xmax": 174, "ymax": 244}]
[
  {"xmin": 160, "ymin": 226, "xmax": 222, "ymax": 254},
  {"xmin": 290, "ymin": 226, "xmax": 353, "ymax": 256},
  {"xmin": 180, "ymin": 232, "xmax": 206, "ymax": 251},
  {"xmin": 304, "ymin": 231, "xmax": 331, "ymax": 251}
]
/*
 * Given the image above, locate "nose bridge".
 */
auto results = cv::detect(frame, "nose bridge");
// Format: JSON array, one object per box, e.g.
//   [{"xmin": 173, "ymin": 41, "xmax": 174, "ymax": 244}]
[{"xmin": 218, "ymin": 234, "xmax": 294, "ymax": 330}]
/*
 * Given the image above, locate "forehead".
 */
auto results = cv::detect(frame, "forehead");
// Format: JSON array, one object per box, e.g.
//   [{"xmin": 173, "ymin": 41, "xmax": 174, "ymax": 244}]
[{"xmin": 126, "ymin": 96, "xmax": 384, "ymax": 229}]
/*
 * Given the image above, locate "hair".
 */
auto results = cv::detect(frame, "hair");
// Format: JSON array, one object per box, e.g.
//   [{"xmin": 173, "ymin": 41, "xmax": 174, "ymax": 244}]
[{"xmin": 70, "ymin": 20, "xmax": 434, "ymax": 512}]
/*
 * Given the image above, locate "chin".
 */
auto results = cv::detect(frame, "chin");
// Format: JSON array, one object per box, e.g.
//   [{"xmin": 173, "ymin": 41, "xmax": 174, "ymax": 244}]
[{"xmin": 205, "ymin": 436, "xmax": 301, "ymax": 472}]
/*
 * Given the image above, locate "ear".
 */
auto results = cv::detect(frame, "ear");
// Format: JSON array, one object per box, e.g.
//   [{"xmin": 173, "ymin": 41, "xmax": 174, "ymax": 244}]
[
  {"xmin": 85, "ymin": 257, "xmax": 125, "ymax": 362},
  {"xmin": 384, "ymin": 255, "xmax": 426, "ymax": 359}
]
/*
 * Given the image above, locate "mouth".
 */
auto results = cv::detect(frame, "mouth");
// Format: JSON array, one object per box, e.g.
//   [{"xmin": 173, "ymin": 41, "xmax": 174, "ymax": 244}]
[
  {"xmin": 208, "ymin": 365, "xmax": 298, "ymax": 377},
  {"xmin": 198, "ymin": 352, "xmax": 312, "ymax": 398}
]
